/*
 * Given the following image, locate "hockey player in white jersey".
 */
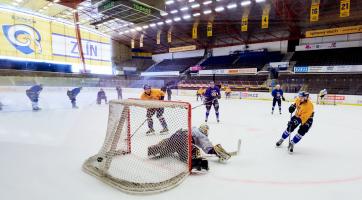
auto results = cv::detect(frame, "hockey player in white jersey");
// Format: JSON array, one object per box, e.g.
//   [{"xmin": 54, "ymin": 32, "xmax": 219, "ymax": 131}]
[
  {"xmin": 148, "ymin": 124, "xmax": 231, "ymax": 171},
  {"xmin": 318, "ymin": 89, "xmax": 328, "ymax": 104}
]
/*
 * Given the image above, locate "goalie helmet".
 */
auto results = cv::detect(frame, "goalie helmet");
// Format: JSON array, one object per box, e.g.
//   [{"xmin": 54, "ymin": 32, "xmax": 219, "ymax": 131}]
[{"xmin": 199, "ymin": 123, "xmax": 209, "ymax": 136}]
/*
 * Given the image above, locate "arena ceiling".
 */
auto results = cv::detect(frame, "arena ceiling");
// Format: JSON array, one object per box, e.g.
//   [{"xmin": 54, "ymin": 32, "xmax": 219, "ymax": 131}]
[{"xmin": 1, "ymin": 0, "xmax": 362, "ymax": 54}]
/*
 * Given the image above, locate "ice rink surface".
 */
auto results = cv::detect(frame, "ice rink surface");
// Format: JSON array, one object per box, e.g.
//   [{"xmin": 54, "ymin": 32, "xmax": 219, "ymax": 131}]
[{"xmin": 1, "ymin": 89, "xmax": 362, "ymax": 200}]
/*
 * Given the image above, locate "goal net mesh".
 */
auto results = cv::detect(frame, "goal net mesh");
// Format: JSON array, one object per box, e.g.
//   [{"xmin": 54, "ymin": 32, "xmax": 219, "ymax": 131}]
[{"xmin": 83, "ymin": 99, "xmax": 192, "ymax": 194}]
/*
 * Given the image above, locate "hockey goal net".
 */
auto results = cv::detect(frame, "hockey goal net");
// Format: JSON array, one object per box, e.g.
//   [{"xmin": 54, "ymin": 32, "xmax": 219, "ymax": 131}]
[
  {"xmin": 83, "ymin": 99, "xmax": 192, "ymax": 194},
  {"xmin": 317, "ymin": 94, "xmax": 339, "ymax": 105}
]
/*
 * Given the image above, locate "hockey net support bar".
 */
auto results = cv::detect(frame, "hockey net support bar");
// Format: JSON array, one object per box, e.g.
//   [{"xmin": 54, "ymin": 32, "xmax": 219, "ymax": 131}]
[{"xmin": 83, "ymin": 99, "xmax": 192, "ymax": 194}]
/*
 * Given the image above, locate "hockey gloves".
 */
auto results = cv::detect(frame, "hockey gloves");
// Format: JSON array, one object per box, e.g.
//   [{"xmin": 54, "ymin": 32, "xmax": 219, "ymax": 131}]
[{"xmin": 289, "ymin": 104, "xmax": 296, "ymax": 113}]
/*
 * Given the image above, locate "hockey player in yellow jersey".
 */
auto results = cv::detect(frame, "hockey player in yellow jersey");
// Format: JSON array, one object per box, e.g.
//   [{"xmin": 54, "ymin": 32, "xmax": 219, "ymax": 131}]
[
  {"xmin": 276, "ymin": 91, "xmax": 314, "ymax": 153},
  {"xmin": 224, "ymin": 85, "xmax": 232, "ymax": 99},
  {"xmin": 140, "ymin": 84, "xmax": 168, "ymax": 135},
  {"xmin": 196, "ymin": 87, "xmax": 205, "ymax": 101}
]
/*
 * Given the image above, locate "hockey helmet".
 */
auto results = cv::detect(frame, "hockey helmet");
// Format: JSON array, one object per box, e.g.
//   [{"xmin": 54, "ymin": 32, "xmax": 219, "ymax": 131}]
[
  {"xmin": 199, "ymin": 123, "xmax": 210, "ymax": 136},
  {"xmin": 143, "ymin": 84, "xmax": 151, "ymax": 90},
  {"xmin": 298, "ymin": 91, "xmax": 309, "ymax": 98}
]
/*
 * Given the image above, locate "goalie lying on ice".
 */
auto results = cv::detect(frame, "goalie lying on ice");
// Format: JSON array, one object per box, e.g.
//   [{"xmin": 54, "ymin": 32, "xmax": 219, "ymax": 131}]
[{"xmin": 147, "ymin": 124, "xmax": 231, "ymax": 171}]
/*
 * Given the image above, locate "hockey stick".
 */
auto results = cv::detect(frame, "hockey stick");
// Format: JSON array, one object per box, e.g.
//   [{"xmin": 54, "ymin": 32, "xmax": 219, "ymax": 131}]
[
  {"xmin": 192, "ymin": 99, "xmax": 216, "ymax": 110},
  {"xmin": 288, "ymin": 113, "xmax": 293, "ymax": 145},
  {"xmin": 229, "ymin": 139, "xmax": 242, "ymax": 156},
  {"xmin": 130, "ymin": 119, "xmax": 147, "ymax": 138}
]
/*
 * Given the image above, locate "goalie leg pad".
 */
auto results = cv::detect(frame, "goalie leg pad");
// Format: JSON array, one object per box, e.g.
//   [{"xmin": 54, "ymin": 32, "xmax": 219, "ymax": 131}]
[
  {"xmin": 213, "ymin": 144, "xmax": 231, "ymax": 161},
  {"xmin": 147, "ymin": 139, "xmax": 169, "ymax": 157}
]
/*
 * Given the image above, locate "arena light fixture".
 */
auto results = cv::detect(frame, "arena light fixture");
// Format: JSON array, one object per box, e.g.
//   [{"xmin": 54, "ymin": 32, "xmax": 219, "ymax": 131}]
[
  {"xmin": 135, "ymin": 27, "xmax": 142, "ymax": 31},
  {"xmin": 54, "ymin": 0, "xmax": 60, "ymax": 2},
  {"xmin": 241, "ymin": 0, "xmax": 251, "ymax": 6},
  {"xmin": 165, "ymin": 19, "xmax": 173, "ymax": 24},
  {"xmin": 256, "ymin": 0, "xmax": 266, "ymax": 2},
  {"xmin": 160, "ymin": 11, "xmax": 168, "ymax": 16},
  {"xmin": 157, "ymin": 21, "xmax": 164, "ymax": 25},
  {"xmin": 170, "ymin": 9, "xmax": 178, "ymax": 14},
  {"xmin": 215, "ymin": 6, "xmax": 225, "ymax": 12},
  {"xmin": 119, "ymin": 32, "xmax": 124, "ymax": 35},
  {"xmin": 182, "ymin": 14, "xmax": 191, "ymax": 19},
  {"xmin": 191, "ymin": 3, "xmax": 200, "ymax": 8},
  {"xmin": 203, "ymin": 0, "xmax": 212, "ymax": 5},
  {"xmin": 203, "ymin": 10, "xmax": 212, "ymax": 15},
  {"xmin": 166, "ymin": 0, "xmax": 175, "ymax": 5},
  {"xmin": 180, "ymin": 6, "xmax": 189, "ymax": 11},
  {"xmin": 142, "ymin": 25, "xmax": 149, "ymax": 29},
  {"xmin": 130, "ymin": 29, "xmax": 136, "ymax": 32},
  {"xmin": 193, "ymin": 12, "xmax": 201, "ymax": 17},
  {"xmin": 189, "ymin": 0, "xmax": 195, "ymax": 2},
  {"xmin": 227, "ymin": 3, "xmax": 237, "ymax": 9},
  {"xmin": 149, "ymin": 23, "xmax": 156, "ymax": 27},
  {"xmin": 174, "ymin": 17, "xmax": 181, "ymax": 21},
  {"xmin": 124, "ymin": 30, "xmax": 130, "ymax": 33}
]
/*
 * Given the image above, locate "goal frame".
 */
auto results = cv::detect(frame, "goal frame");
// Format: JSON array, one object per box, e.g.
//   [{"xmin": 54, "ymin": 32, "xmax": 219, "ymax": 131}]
[{"xmin": 83, "ymin": 99, "xmax": 192, "ymax": 194}]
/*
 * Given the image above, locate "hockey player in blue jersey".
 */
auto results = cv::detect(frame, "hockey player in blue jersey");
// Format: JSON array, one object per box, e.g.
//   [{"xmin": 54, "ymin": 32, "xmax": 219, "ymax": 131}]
[
  {"xmin": 204, "ymin": 81, "xmax": 221, "ymax": 122},
  {"xmin": 97, "ymin": 88, "xmax": 107, "ymax": 104},
  {"xmin": 26, "ymin": 84, "xmax": 43, "ymax": 111},
  {"xmin": 271, "ymin": 84, "xmax": 285, "ymax": 114},
  {"xmin": 67, "ymin": 87, "xmax": 82, "ymax": 108}
]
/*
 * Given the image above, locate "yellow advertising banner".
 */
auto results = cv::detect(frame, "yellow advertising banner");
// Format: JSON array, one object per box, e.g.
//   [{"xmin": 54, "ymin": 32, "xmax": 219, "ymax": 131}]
[
  {"xmin": 131, "ymin": 39, "xmax": 135, "ymax": 48},
  {"xmin": 305, "ymin": 25, "xmax": 362, "ymax": 38},
  {"xmin": 207, "ymin": 22, "xmax": 212, "ymax": 37},
  {"xmin": 156, "ymin": 30, "xmax": 161, "ymax": 45},
  {"xmin": 310, "ymin": 3, "xmax": 320, "ymax": 22},
  {"xmin": 261, "ymin": 6, "xmax": 270, "ymax": 29},
  {"xmin": 167, "ymin": 29, "xmax": 172, "ymax": 43},
  {"xmin": 140, "ymin": 34, "xmax": 144, "ymax": 48},
  {"xmin": 241, "ymin": 16, "xmax": 248, "ymax": 32},
  {"xmin": 340, "ymin": 0, "xmax": 350, "ymax": 17},
  {"xmin": 169, "ymin": 45, "xmax": 196, "ymax": 53},
  {"xmin": 192, "ymin": 22, "xmax": 198, "ymax": 39},
  {"xmin": 0, "ymin": 8, "xmax": 111, "ymax": 67}
]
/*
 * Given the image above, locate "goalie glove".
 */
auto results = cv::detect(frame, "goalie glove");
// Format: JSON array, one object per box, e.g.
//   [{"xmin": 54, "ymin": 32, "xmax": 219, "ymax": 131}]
[{"xmin": 213, "ymin": 144, "xmax": 231, "ymax": 161}]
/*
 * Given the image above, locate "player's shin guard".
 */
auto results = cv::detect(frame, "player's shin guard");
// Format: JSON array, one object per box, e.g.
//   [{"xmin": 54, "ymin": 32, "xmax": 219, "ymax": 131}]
[
  {"xmin": 158, "ymin": 116, "xmax": 168, "ymax": 129},
  {"xmin": 146, "ymin": 118, "xmax": 155, "ymax": 134},
  {"xmin": 292, "ymin": 133, "xmax": 303, "ymax": 144},
  {"xmin": 282, "ymin": 130, "xmax": 290, "ymax": 139},
  {"xmin": 205, "ymin": 111, "xmax": 210, "ymax": 122}
]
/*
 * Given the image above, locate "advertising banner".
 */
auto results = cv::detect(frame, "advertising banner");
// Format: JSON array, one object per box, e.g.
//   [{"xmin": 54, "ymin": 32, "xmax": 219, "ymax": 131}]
[{"xmin": 198, "ymin": 68, "xmax": 257, "ymax": 75}]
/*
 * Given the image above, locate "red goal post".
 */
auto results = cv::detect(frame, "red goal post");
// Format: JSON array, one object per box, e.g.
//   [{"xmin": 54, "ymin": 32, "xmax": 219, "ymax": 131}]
[{"xmin": 83, "ymin": 99, "xmax": 192, "ymax": 194}]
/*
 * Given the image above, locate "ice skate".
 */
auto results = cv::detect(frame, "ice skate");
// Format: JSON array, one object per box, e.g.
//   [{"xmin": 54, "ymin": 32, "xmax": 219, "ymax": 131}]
[{"xmin": 276, "ymin": 139, "xmax": 284, "ymax": 147}]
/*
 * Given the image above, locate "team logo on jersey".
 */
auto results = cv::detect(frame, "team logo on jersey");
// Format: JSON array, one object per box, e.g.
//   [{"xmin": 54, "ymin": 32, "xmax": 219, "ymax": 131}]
[{"xmin": 2, "ymin": 24, "xmax": 42, "ymax": 54}]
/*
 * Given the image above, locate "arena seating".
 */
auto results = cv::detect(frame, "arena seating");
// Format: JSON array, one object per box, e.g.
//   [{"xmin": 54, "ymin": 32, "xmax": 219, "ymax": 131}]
[
  {"xmin": 146, "ymin": 57, "xmax": 203, "ymax": 72},
  {"xmin": 277, "ymin": 74, "xmax": 362, "ymax": 95},
  {"xmin": 291, "ymin": 47, "xmax": 362, "ymax": 66},
  {"xmin": 201, "ymin": 51, "xmax": 284, "ymax": 70},
  {"xmin": 119, "ymin": 58, "xmax": 155, "ymax": 71},
  {"xmin": 178, "ymin": 75, "xmax": 269, "ymax": 91}
]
